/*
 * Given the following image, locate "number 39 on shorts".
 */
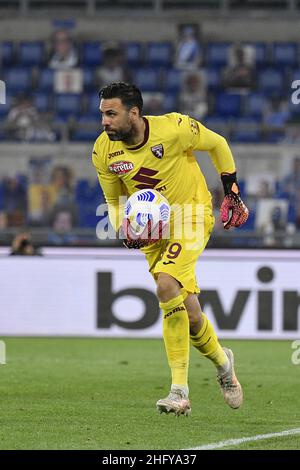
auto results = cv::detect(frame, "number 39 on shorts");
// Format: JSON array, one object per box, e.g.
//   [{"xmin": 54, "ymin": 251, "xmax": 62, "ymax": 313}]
[{"xmin": 166, "ymin": 242, "xmax": 182, "ymax": 259}]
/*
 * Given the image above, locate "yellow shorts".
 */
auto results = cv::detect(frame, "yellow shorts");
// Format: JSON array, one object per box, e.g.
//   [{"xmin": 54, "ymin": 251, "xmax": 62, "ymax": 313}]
[{"xmin": 141, "ymin": 212, "xmax": 215, "ymax": 294}]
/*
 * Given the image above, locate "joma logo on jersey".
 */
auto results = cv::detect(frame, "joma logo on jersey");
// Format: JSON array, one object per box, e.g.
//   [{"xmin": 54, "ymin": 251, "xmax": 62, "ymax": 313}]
[
  {"xmin": 109, "ymin": 160, "xmax": 134, "ymax": 174},
  {"xmin": 108, "ymin": 150, "xmax": 125, "ymax": 159}
]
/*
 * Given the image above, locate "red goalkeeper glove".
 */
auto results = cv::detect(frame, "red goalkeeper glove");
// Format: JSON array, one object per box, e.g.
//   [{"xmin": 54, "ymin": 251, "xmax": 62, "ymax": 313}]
[
  {"xmin": 122, "ymin": 218, "xmax": 151, "ymax": 249},
  {"xmin": 220, "ymin": 172, "xmax": 249, "ymax": 230}
]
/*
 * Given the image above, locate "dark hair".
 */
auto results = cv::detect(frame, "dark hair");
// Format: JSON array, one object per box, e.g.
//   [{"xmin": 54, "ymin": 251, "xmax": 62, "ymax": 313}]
[{"xmin": 99, "ymin": 82, "xmax": 143, "ymax": 114}]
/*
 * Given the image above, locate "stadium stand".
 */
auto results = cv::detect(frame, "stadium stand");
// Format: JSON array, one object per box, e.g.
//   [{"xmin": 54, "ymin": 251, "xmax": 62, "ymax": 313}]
[{"xmin": 0, "ymin": 2, "xmax": 300, "ymax": 247}]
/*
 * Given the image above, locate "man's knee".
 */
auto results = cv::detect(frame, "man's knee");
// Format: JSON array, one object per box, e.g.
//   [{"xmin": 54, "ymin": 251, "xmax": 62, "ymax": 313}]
[{"xmin": 156, "ymin": 272, "xmax": 181, "ymax": 303}]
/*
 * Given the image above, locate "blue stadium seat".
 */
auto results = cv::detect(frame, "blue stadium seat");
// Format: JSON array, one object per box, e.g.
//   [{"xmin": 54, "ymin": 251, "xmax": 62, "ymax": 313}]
[
  {"xmin": 0, "ymin": 42, "xmax": 14, "ymax": 65},
  {"xmin": 287, "ymin": 203, "xmax": 296, "ymax": 224},
  {"xmin": 134, "ymin": 68, "xmax": 161, "ymax": 92},
  {"xmin": 86, "ymin": 93, "xmax": 101, "ymax": 116},
  {"xmin": 146, "ymin": 42, "xmax": 173, "ymax": 67},
  {"xmin": 204, "ymin": 116, "xmax": 231, "ymax": 136},
  {"xmin": 162, "ymin": 92, "xmax": 178, "ymax": 113},
  {"xmin": 75, "ymin": 179, "xmax": 90, "ymax": 200},
  {"xmin": 38, "ymin": 68, "xmax": 55, "ymax": 91},
  {"xmin": 273, "ymin": 43, "xmax": 298, "ymax": 67},
  {"xmin": 163, "ymin": 69, "xmax": 182, "ymax": 93},
  {"xmin": 291, "ymin": 69, "xmax": 300, "ymax": 83},
  {"xmin": 245, "ymin": 93, "xmax": 267, "ymax": 117},
  {"xmin": 206, "ymin": 68, "xmax": 221, "ymax": 90},
  {"xmin": 72, "ymin": 115, "xmax": 100, "ymax": 142},
  {"xmin": 72, "ymin": 129, "xmax": 99, "ymax": 141},
  {"xmin": 215, "ymin": 93, "xmax": 242, "ymax": 117},
  {"xmin": 82, "ymin": 42, "xmax": 103, "ymax": 66},
  {"xmin": 243, "ymin": 42, "xmax": 268, "ymax": 66},
  {"xmin": 263, "ymin": 130, "xmax": 286, "ymax": 143},
  {"xmin": 4, "ymin": 68, "xmax": 31, "ymax": 92},
  {"xmin": 55, "ymin": 94, "xmax": 81, "ymax": 117},
  {"xmin": 231, "ymin": 118, "xmax": 260, "ymax": 143},
  {"xmin": 16, "ymin": 173, "xmax": 28, "ymax": 188},
  {"xmin": 19, "ymin": 41, "xmax": 44, "ymax": 66},
  {"xmin": 206, "ymin": 42, "xmax": 231, "ymax": 67},
  {"xmin": 288, "ymin": 97, "xmax": 300, "ymax": 119},
  {"xmin": 76, "ymin": 180, "xmax": 101, "ymax": 203},
  {"xmin": 76, "ymin": 182, "xmax": 104, "ymax": 228},
  {"xmin": 123, "ymin": 42, "xmax": 143, "ymax": 66},
  {"xmin": 77, "ymin": 115, "xmax": 100, "ymax": 125},
  {"xmin": 78, "ymin": 203, "xmax": 103, "ymax": 228},
  {"xmin": 83, "ymin": 68, "xmax": 95, "ymax": 91},
  {"xmin": 258, "ymin": 68, "xmax": 284, "ymax": 94},
  {"xmin": 32, "ymin": 92, "xmax": 50, "ymax": 112},
  {"xmin": 275, "ymin": 180, "xmax": 291, "ymax": 199},
  {"xmin": 53, "ymin": 115, "xmax": 70, "ymax": 125}
]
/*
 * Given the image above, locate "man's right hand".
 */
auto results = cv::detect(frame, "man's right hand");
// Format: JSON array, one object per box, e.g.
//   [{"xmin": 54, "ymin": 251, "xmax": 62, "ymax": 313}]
[
  {"xmin": 122, "ymin": 218, "xmax": 150, "ymax": 249},
  {"xmin": 123, "ymin": 239, "xmax": 149, "ymax": 249}
]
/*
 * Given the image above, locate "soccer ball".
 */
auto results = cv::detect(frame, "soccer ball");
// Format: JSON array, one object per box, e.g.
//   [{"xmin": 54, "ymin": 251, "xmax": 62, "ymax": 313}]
[{"xmin": 123, "ymin": 189, "xmax": 171, "ymax": 243}]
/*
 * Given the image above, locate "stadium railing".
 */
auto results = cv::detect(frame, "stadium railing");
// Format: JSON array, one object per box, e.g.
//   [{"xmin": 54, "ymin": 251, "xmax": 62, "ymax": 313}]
[{"xmin": 0, "ymin": 0, "xmax": 299, "ymax": 16}]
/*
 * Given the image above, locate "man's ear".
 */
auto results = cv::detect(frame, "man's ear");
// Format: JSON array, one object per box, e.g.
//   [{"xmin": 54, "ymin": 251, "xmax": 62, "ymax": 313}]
[{"xmin": 129, "ymin": 106, "xmax": 140, "ymax": 119}]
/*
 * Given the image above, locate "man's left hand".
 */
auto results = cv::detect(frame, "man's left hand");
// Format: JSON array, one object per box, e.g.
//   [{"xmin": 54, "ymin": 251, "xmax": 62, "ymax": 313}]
[{"xmin": 220, "ymin": 172, "xmax": 249, "ymax": 230}]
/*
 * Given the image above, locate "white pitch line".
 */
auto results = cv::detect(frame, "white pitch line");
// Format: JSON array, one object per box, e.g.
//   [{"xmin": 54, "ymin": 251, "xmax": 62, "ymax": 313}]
[{"xmin": 185, "ymin": 428, "xmax": 300, "ymax": 450}]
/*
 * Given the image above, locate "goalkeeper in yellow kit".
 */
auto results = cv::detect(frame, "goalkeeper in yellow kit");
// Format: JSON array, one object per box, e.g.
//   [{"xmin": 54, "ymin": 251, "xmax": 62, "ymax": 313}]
[{"xmin": 92, "ymin": 82, "xmax": 249, "ymax": 416}]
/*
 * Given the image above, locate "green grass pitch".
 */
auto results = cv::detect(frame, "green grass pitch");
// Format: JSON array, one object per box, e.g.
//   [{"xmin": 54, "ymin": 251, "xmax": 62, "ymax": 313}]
[{"xmin": 0, "ymin": 338, "xmax": 299, "ymax": 450}]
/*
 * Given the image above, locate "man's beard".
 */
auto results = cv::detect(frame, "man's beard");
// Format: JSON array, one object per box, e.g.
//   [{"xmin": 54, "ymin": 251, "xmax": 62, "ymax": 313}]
[{"xmin": 105, "ymin": 127, "xmax": 133, "ymax": 142}]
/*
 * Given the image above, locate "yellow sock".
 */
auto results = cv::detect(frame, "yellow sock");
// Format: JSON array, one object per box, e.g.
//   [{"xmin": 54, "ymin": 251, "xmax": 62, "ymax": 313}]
[
  {"xmin": 160, "ymin": 294, "xmax": 190, "ymax": 387},
  {"xmin": 190, "ymin": 313, "xmax": 227, "ymax": 368}
]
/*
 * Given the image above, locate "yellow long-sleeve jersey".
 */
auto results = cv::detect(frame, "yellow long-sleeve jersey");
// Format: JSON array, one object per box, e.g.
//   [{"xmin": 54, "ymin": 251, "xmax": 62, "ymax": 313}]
[{"xmin": 92, "ymin": 112, "xmax": 236, "ymax": 231}]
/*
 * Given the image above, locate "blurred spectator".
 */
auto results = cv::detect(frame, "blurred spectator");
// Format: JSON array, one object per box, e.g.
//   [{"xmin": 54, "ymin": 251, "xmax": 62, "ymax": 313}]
[
  {"xmin": 281, "ymin": 156, "xmax": 300, "ymax": 230},
  {"xmin": 28, "ymin": 181, "xmax": 53, "ymax": 226},
  {"xmin": 257, "ymin": 179, "xmax": 273, "ymax": 198},
  {"xmin": 48, "ymin": 208, "xmax": 78, "ymax": 245},
  {"xmin": 294, "ymin": 188, "xmax": 300, "ymax": 230},
  {"xmin": 48, "ymin": 30, "xmax": 78, "ymax": 69},
  {"xmin": 222, "ymin": 45, "xmax": 255, "ymax": 91},
  {"xmin": 263, "ymin": 97, "xmax": 290, "ymax": 138},
  {"xmin": 0, "ymin": 211, "xmax": 8, "ymax": 230},
  {"xmin": 28, "ymin": 158, "xmax": 53, "ymax": 226},
  {"xmin": 261, "ymin": 204, "xmax": 288, "ymax": 247},
  {"xmin": 29, "ymin": 185, "xmax": 51, "ymax": 226},
  {"xmin": 179, "ymin": 70, "xmax": 207, "ymax": 120},
  {"xmin": 143, "ymin": 92, "xmax": 164, "ymax": 115},
  {"xmin": 281, "ymin": 156, "xmax": 300, "ymax": 200},
  {"xmin": 246, "ymin": 174, "xmax": 275, "ymax": 199},
  {"xmin": 96, "ymin": 45, "xmax": 129, "ymax": 88},
  {"xmin": 3, "ymin": 176, "xmax": 27, "ymax": 226},
  {"xmin": 175, "ymin": 25, "xmax": 201, "ymax": 71},
  {"xmin": 256, "ymin": 199, "xmax": 288, "ymax": 234},
  {"xmin": 5, "ymin": 95, "xmax": 55, "ymax": 142},
  {"xmin": 284, "ymin": 124, "xmax": 300, "ymax": 144},
  {"xmin": 270, "ymin": 205, "xmax": 286, "ymax": 231},
  {"xmin": 54, "ymin": 68, "xmax": 83, "ymax": 93},
  {"xmin": 10, "ymin": 232, "xmax": 41, "ymax": 256},
  {"xmin": 50, "ymin": 165, "xmax": 76, "ymax": 210}
]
